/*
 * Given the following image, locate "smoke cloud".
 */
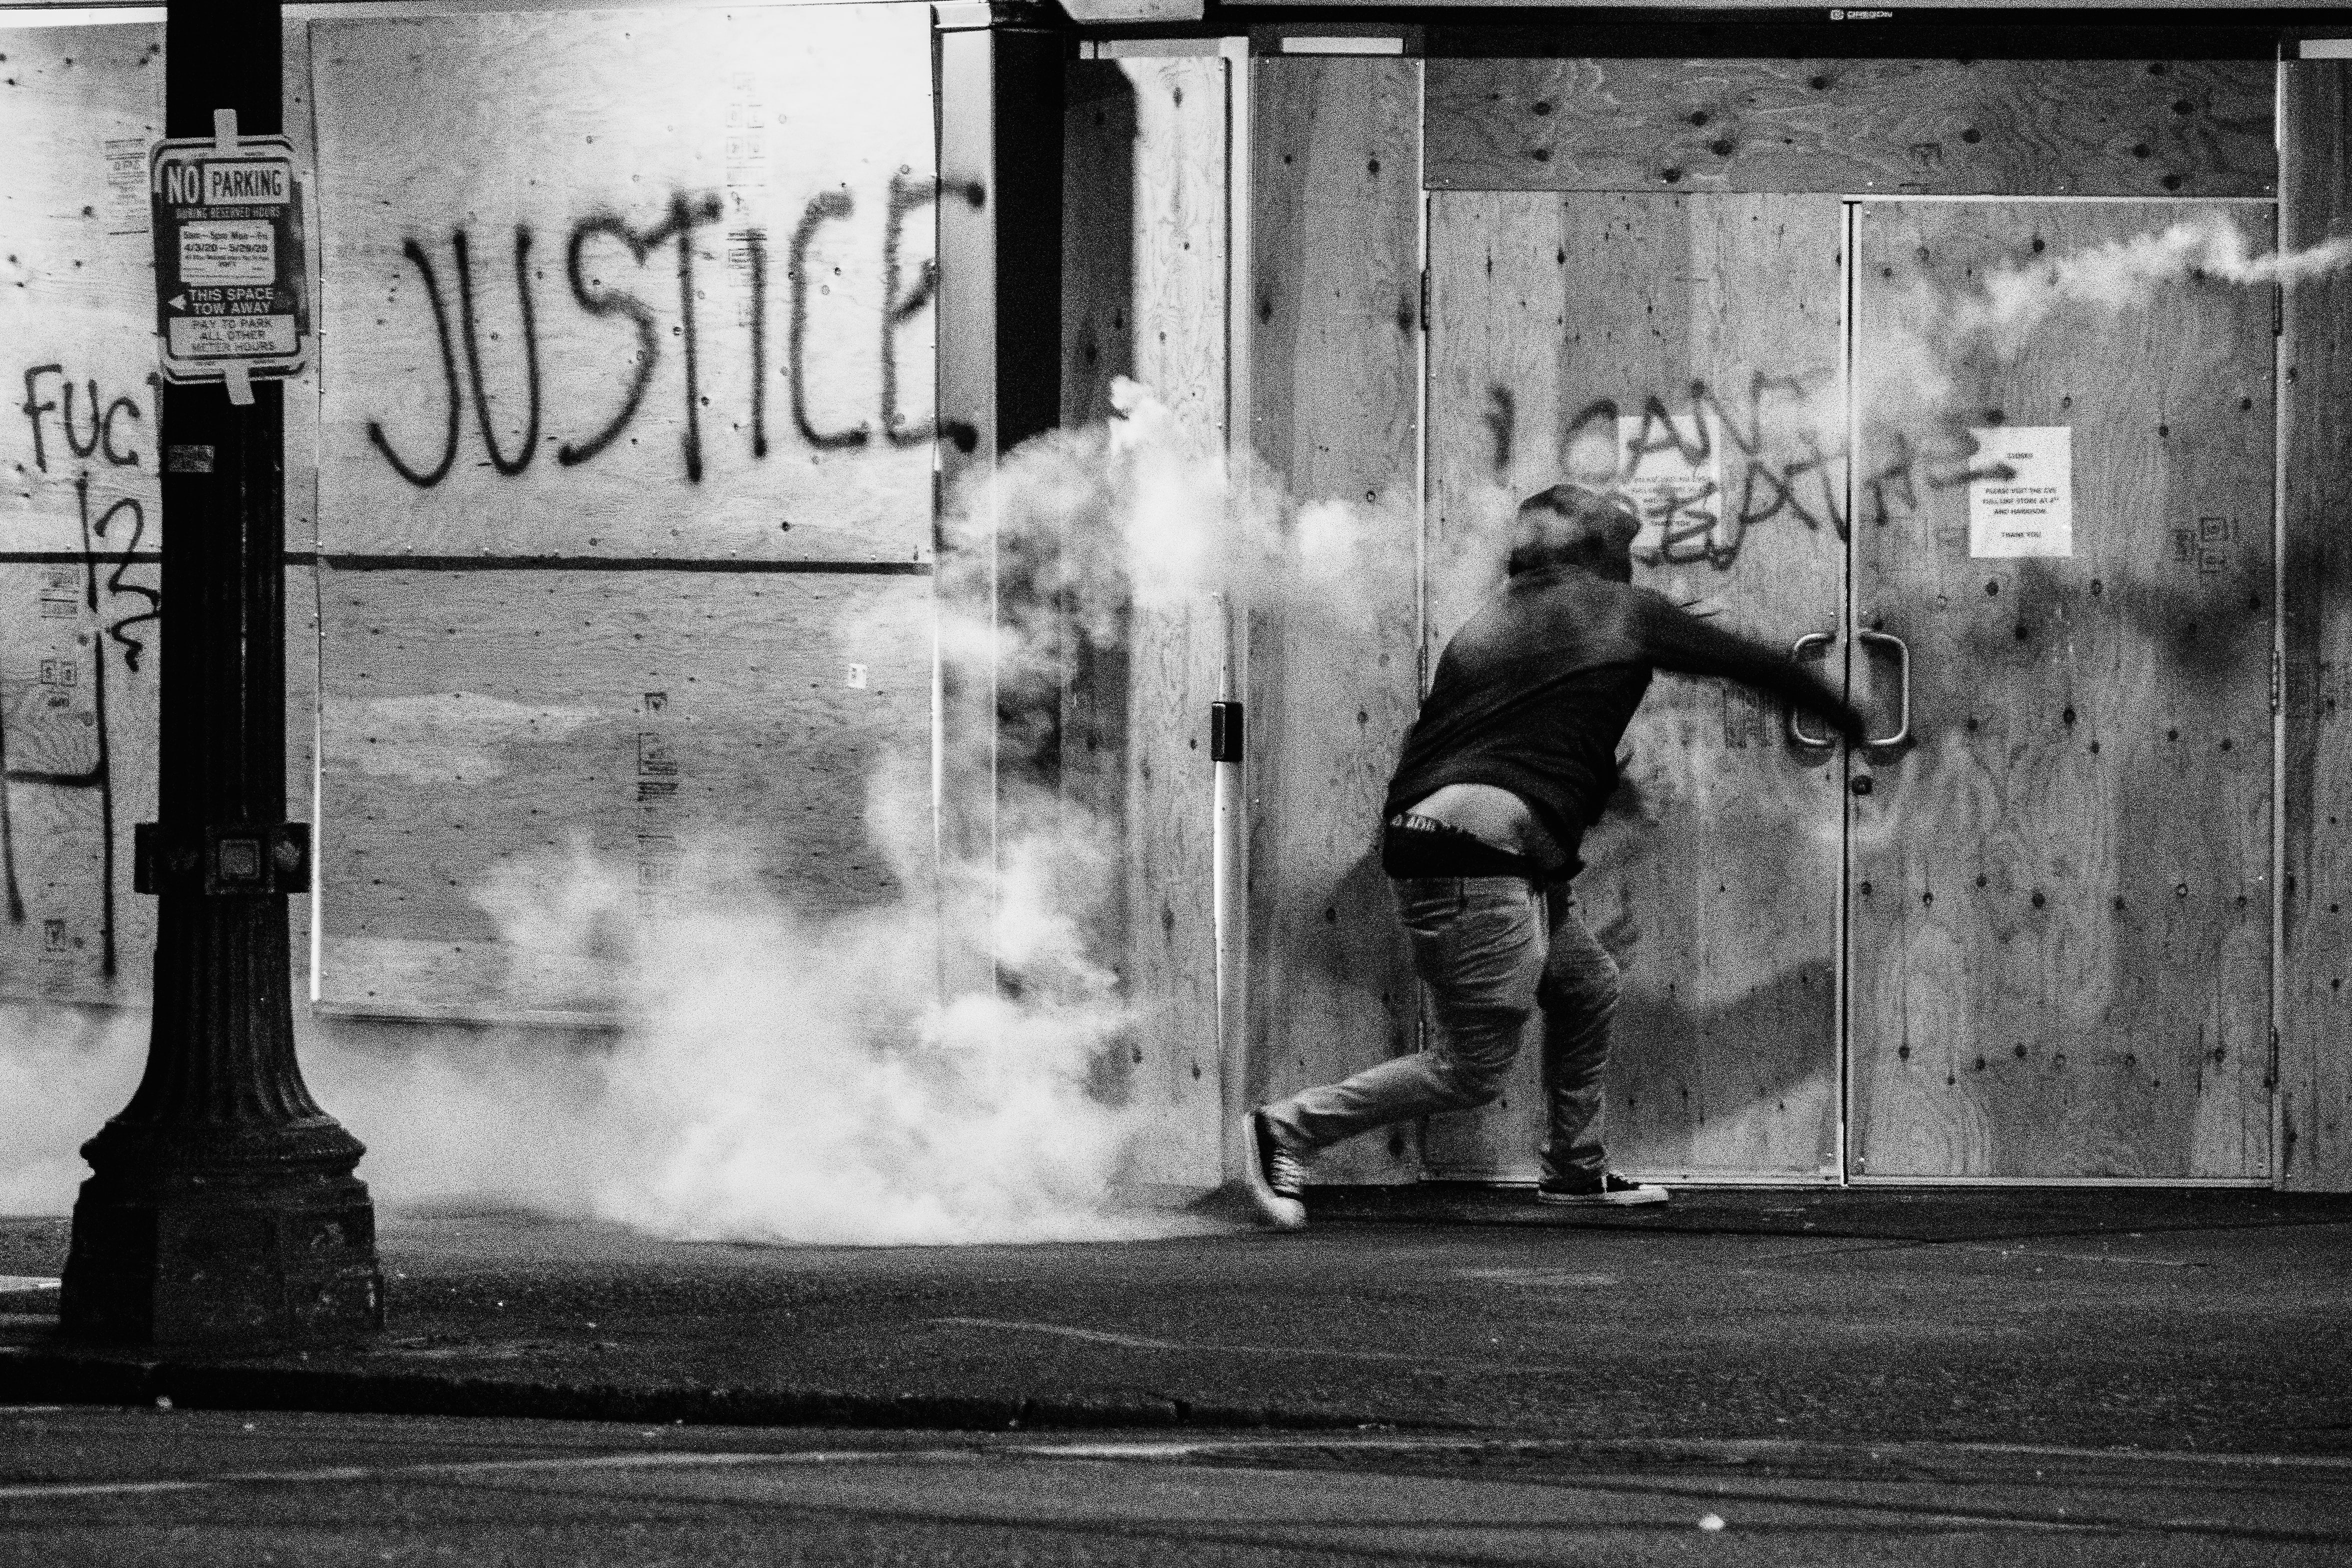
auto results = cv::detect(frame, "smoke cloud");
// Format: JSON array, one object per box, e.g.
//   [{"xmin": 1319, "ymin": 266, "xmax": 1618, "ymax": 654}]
[
  {"xmin": 37, "ymin": 214, "xmax": 2318, "ymax": 1240},
  {"xmin": 1866, "ymin": 210, "xmax": 2352, "ymax": 434},
  {"xmin": 0, "ymin": 1004, "xmax": 146, "ymax": 1216},
  {"xmin": 1, "ymin": 380, "xmax": 1424, "ymax": 1248},
  {"xmin": 1942, "ymin": 209, "xmax": 2352, "ymax": 344}
]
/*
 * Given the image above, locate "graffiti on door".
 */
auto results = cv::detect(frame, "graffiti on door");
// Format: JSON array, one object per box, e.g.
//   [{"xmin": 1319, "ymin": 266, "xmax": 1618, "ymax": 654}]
[{"xmin": 1479, "ymin": 368, "xmax": 2006, "ymax": 570}]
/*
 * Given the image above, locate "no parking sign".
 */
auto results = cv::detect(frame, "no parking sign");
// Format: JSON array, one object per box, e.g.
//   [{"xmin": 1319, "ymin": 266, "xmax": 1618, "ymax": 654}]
[{"xmin": 150, "ymin": 114, "xmax": 308, "ymax": 400}]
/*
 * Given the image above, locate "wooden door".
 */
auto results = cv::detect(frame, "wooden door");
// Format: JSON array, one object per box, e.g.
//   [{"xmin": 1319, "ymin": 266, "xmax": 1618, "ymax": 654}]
[
  {"xmin": 1848, "ymin": 200, "xmax": 2276, "ymax": 1180},
  {"xmin": 1422, "ymin": 192, "xmax": 1850, "ymax": 1182}
]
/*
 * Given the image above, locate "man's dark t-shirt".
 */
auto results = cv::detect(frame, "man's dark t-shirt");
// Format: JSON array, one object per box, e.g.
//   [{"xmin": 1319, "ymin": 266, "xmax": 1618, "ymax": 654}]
[{"xmin": 1384, "ymin": 565, "xmax": 1858, "ymax": 874}]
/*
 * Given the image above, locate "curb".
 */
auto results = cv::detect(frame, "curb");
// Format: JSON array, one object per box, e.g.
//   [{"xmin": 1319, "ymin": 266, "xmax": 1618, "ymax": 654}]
[{"xmin": 0, "ymin": 1348, "xmax": 1396, "ymax": 1434}]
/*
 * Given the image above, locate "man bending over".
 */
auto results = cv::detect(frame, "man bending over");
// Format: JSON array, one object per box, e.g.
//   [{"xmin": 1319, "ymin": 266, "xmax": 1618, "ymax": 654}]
[{"xmin": 1244, "ymin": 483, "xmax": 1868, "ymax": 1229}]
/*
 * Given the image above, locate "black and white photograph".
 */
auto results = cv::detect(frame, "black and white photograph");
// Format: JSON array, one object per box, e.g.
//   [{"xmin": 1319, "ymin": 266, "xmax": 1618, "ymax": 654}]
[{"xmin": 1, "ymin": 0, "xmax": 2350, "ymax": 1560}]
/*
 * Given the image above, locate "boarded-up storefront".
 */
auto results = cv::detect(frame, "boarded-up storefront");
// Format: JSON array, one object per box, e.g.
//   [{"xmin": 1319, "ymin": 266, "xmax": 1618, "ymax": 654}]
[
  {"xmin": 1232, "ymin": 30, "xmax": 2352, "ymax": 1192},
  {"xmin": 0, "ymin": 20, "xmax": 165, "ymax": 1006},
  {"xmin": 11, "ymin": 0, "xmax": 2352, "ymax": 1200},
  {"xmin": 0, "ymin": 0, "xmax": 1234, "ymax": 1194},
  {"xmin": 305, "ymin": 6, "xmax": 936, "ymax": 1019},
  {"xmin": 0, "ymin": 4, "xmax": 942, "ymax": 1027}
]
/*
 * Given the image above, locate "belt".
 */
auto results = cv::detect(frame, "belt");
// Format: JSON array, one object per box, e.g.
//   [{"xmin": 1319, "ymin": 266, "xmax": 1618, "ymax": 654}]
[{"xmin": 1381, "ymin": 816, "xmax": 1543, "ymax": 880}]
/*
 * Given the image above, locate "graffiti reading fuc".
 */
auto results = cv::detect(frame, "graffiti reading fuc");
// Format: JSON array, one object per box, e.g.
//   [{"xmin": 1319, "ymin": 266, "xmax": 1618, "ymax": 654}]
[
  {"xmin": 20, "ymin": 365, "xmax": 144, "ymax": 474},
  {"xmin": 368, "ymin": 177, "xmax": 944, "ymax": 490}
]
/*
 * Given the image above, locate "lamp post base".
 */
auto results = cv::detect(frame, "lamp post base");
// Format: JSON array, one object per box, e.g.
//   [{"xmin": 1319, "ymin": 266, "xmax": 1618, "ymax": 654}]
[{"xmin": 62, "ymin": 1138, "xmax": 384, "ymax": 1345}]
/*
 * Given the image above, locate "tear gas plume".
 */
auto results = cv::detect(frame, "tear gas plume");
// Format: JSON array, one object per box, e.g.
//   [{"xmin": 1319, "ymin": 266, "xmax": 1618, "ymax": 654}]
[
  {"xmin": 1941, "ymin": 210, "xmax": 2352, "ymax": 344},
  {"xmin": 0, "ymin": 1004, "xmax": 146, "ymax": 1215},
  {"xmin": 1866, "ymin": 212, "xmax": 2352, "ymax": 429},
  {"xmin": 1, "ymin": 380, "xmax": 1438, "ymax": 1246}
]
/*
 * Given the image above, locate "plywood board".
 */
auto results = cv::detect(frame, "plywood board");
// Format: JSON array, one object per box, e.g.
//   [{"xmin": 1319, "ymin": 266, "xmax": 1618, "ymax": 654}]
[
  {"xmin": 1850, "ymin": 200, "xmax": 2273, "ymax": 1180},
  {"xmin": 1060, "ymin": 597, "xmax": 1224, "ymax": 1190},
  {"xmin": 284, "ymin": 16, "xmax": 324, "ymax": 556},
  {"xmin": 1421, "ymin": 192, "xmax": 1848, "ymax": 1182},
  {"xmin": 284, "ymin": 18, "xmax": 326, "ymax": 998},
  {"xmin": 0, "ymin": 22, "xmax": 164, "ymax": 555},
  {"xmin": 1428, "ymin": 58, "xmax": 2276, "ymax": 198},
  {"xmin": 0, "ymin": 22, "xmax": 324, "ymax": 1010},
  {"xmin": 1062, "ymin": 63, "xmax": 1138, "ymax": 432},
  {"xmin": 2280, "ymin": 62, "xmax": 2352, "ymax": 1192},
  {"xmin": 1060, "ymin": 57, "xmax": 1228, "ymax": 1189},
  {"xmin": 928, "ymin": 26, "xmax": 1000, "ymax": 1010},
  {"xmin": 287, "ymin": 560, "xmax": 322, "ymax": 1000},
  {"xmin": 0, "ymin": 556, "xmax": 158, "ymax": 1003},
  {"xmin": 1245, "ymin": 57, "xmax": 1422, "ymax": 1184},
  {"xmin": 1063, "ymin": 58, "xmax": 1228, "ymax": 434},
  {"xmin": 0, "ymin": 554, "xmax": 328, "ymax": 1006},
  {"xmin": 310, "ymin": 5, "xmax": 934, "ymax": 562},
  {"xmin": 316, "ymin": 566, "xmax": 931, "ymax": 1016},
  {"xmin": 0, "ymin": 20, "xmax": 158, "ymax": 1004}
]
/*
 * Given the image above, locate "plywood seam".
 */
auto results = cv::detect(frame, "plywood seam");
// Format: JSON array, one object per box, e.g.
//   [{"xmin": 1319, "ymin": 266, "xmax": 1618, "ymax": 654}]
[
  {"xmin": 0, "ymin": 556, "xmax": 938, "ymax": 572},
  {"xmin": 1848, "ymin": 195, "xmax": 2280, "ymax": 204},
  {"xmin": 1850, "ymin": 1176, "xmax": 2275, "ymax": 1188},
  {"xmin": 1422, "ymin": 194, "xmax": 2284, "ymax": 204},
  {"xmin": 282, "ymin": 0, "xmax": 913, "ymax": 16},
  {"xmin": 1838, "ymin": 195, "xmax": 1861, "ymax": 1187},
  {"xmin": 2270, "ymin": 191, "xmax": 2290, "ymax": 1190},
  {"xmin": 311, "ymin": 556, "xmax": 935, "ymax": 574}
]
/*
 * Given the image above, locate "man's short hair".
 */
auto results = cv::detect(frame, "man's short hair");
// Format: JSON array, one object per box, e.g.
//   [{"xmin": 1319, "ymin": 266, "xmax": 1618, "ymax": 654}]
[{"xmin": 1508, "ymin": 484, "xmax": 1641, "ymax": 578}]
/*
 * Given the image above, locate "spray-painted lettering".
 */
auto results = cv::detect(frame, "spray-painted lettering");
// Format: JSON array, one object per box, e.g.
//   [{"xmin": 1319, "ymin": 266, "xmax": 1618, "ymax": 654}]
[
  {"xmin": 20, "ymin": 366, "xmax": 144, "ymax": 474},
  {"xmin": 1501, "ymin": 370, "xmax": 1999, "ymax": 568},
  {"xmin": 368, "ymin": 179, "xmax": 944, "ymax": 489},
  {"xmin": 1552, "ymin": 372, "xmax": 1845, "ymax": 568}
]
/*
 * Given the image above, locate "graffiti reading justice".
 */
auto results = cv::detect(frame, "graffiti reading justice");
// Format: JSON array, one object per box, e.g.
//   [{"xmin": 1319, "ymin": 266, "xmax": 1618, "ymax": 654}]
[{"xmin": 366, "ymin": 178, "xmax": 950, "ymax": 489}]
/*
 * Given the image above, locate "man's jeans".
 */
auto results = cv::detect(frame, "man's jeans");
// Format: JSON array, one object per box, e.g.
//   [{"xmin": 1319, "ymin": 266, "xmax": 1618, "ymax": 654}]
[{"xmin": 1262, "ymin": 877, "xmax": 1618, "ymax": 1186}]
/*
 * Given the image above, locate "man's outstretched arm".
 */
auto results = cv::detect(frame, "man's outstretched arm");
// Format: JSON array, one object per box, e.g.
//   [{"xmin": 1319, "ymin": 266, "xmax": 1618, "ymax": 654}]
[{"xmin": 1632, "ymin": 592, "xmax": 1870, "ymax": 744}]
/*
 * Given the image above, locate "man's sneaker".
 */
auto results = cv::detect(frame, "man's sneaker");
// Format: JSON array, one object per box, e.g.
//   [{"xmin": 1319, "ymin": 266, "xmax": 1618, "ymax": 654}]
[
  {"xmin": 1240, "ymin": 1110, "xmax": 1308, "ymax": 1230},
  {"xmin": 1536, "ymin": 1172, "xmax": 1670, "ymax": 1207}
]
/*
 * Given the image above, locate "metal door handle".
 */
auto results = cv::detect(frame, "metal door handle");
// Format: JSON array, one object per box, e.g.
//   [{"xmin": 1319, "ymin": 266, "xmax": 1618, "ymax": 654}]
[
  {"xmin": 1857, "ymin": 629, "xmax": 1912, "ymax": 748},
  {"xmin": 1788, "ymin": 632, "xmax": 1838, "ymax": 747}
]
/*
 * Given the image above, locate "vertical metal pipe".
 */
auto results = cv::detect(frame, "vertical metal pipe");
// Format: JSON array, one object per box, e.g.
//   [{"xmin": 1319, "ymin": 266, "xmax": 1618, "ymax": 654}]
[{"xmin": 1212, "ymin": 35, "xmax": 1252, "ymax": 1178}]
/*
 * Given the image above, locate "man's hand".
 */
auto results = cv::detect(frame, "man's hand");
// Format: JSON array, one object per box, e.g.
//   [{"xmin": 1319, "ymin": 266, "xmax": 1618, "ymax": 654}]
[
  {"xmin": 1632, "ymin": 592, "xmax": 1880, "ymax": 749},
  {"xmin": 1795, "ymin": 696, "xmax": 1866, "ymax": 746}
]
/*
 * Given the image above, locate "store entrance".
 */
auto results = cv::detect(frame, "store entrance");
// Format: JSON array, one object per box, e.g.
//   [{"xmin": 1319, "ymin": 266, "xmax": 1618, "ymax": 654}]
[{"xmin": 1422, "ymin": 190, "xmax": 2276, "ymax": 1184}]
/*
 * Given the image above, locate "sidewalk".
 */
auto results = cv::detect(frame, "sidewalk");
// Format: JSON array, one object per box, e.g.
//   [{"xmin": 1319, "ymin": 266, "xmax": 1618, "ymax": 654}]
[{"xmin": 6, "ymin": 1188, "xmax": 2352, "ymax": 1452}]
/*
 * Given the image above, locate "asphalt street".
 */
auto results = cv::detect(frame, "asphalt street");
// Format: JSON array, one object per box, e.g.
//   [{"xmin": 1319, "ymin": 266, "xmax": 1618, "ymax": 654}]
[
  {"xmin": 8, "ymin": 1190, "xmax": 2352, "ymax": 1562},
  {"xmin": 11, "ymin": 1191, "xmax": 2352, "ymax": 1448},
  {"xmin": 4, "ymin": 1406, "xmax": 2350, "ymax": 1566}
]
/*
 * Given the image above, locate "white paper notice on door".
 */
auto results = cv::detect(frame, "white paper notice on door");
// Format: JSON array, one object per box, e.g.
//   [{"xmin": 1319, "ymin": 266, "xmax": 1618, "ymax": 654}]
[{"xmin": 1968, "ymin": 426, "xmax": 2073, "ymax": 558}]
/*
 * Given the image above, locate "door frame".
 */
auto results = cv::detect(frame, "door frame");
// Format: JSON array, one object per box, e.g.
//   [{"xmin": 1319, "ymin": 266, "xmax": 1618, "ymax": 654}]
[
  {"xmin": 1836, "ymin": 192, "xmax": 2282, "ymax": 1189},
  {"xmin": 1414, "ymin": 184, "xmax": 2288, "ymax": 1189}
]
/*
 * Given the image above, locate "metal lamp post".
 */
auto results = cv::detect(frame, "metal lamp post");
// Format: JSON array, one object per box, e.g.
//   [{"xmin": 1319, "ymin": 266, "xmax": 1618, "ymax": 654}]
[{"xmin": 59, "ymin": 0, "xmax": 382, "ymax": 1344}]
